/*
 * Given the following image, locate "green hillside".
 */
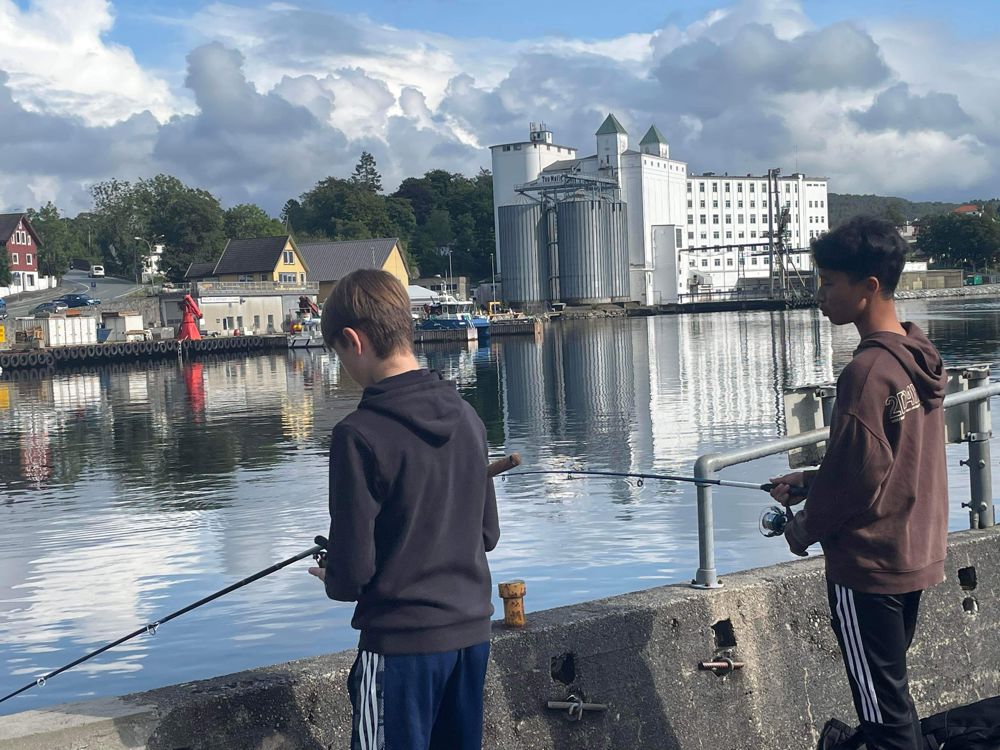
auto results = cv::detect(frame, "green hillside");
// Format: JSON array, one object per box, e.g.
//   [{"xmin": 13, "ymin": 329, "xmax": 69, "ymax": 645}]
[{"xmin": 828, "ymin": 193, "xmax": 959, "ymax": 227}]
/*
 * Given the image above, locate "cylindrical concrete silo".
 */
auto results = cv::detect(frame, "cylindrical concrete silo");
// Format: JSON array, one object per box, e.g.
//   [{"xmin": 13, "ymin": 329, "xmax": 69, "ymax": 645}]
[
  {"xmin": 557, "ymin": 200, "xmax": 612, "ymax": 305},
  {"xmin": 605, "ymin": 201, "xmax": 630, "ymax": 302},
  {"xmin": 498, "ymin": 203, "xmax": 548, "ymax": 310}
]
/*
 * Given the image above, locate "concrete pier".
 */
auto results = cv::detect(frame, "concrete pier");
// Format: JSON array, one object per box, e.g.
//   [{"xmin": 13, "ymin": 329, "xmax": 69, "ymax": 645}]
[{"xmin": 2, "ymin": 527, "xmax": 998, "ymax": 749}]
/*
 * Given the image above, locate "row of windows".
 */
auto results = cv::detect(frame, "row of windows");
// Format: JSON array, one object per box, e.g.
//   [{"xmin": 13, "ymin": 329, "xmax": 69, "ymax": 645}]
[
  {"xmin": 11, "ymin": 229, "xmax": 30, "ymax": 244},
  {"xmin": 688, "ymin": 213, "xmax": 826, "ymax": 226},
  {"xmin": 689, "ymin": 254, "xmax": 811, "ymax": 268},
  {"xmin": 500, "ymin": 143, "xmax": 569, "ymax": 154},
  {"xmin": 9, "ymin": 252, "xmax": 33, "ymax": 265},
  {"xmin": 688, "ymin": 181, "xmax": 810, "ymax": 194},
  {"xmin": 807, "ymin": 200, "xmax": 826, "ymax": 208}
]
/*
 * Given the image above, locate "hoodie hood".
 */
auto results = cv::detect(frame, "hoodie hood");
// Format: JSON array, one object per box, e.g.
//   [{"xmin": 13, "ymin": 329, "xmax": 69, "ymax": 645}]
[
  {"xmin": 358, "ymin": 369, "xmax": 463, "ymax": 444},
  {"xmin": 857, "ymin": 322, "xmax": 946, "ymax": 407}
]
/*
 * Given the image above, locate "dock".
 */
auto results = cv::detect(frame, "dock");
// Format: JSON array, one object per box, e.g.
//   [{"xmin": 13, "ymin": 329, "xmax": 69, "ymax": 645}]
[{"xmin": 0, "ymin": 336, "xmax": 288, "ymax": 371}]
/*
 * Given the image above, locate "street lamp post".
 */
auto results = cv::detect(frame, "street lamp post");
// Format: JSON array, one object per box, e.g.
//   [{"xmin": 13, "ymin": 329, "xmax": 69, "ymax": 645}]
[{"xmin": 133, "ymin": 236, "xmax": 161, "ymax": 288}]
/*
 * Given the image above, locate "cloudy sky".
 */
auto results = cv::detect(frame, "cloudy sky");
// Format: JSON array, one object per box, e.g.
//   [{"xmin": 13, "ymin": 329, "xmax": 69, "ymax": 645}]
[{"xmin": 1, "ymin": 0, "xmax": 998, "ymax": 216}]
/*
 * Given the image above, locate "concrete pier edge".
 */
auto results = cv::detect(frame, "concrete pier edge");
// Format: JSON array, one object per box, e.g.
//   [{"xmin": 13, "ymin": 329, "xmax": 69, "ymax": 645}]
[{"xmin": 2, "ymin": 526, "xmax": 998, "ymax": 749}]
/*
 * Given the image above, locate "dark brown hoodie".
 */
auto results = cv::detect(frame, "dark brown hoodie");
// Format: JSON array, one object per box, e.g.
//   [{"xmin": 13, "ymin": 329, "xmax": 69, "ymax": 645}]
[{"xmin": 785, "ymin": 322, "xmax": 948, "ymax": 594}]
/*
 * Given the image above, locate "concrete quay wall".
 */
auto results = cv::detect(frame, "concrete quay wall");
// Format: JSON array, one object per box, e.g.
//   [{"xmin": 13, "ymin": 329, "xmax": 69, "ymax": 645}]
[{"xmin": 2, "ymin": 527, "xmax": 998, "ymax": 750}]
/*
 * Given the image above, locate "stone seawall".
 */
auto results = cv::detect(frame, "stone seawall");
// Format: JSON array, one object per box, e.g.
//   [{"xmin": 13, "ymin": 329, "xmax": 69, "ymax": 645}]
[{"xmin": 2, "ymin": 527, "xmax": 998, "ymax": 750}]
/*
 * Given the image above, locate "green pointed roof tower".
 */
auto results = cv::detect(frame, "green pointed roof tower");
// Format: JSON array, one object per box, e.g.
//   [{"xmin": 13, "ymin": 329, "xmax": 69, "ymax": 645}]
[
  {"xmin": 639, "ymin": 124, "xmax": 670, "ymax": 158},
  {"xmin": 596, "ymin": 113, "xmax": 628, "ymax": 135}
]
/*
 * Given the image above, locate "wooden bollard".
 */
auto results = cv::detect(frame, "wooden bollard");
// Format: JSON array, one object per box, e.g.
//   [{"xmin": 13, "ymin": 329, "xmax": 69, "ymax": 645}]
[{"xmin": 498, "ymin": 580, "xmax": 526, "ymax": 627}]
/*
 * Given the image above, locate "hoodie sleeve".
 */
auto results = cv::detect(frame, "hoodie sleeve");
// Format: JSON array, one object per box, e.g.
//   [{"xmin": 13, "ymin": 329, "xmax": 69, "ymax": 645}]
[
  {"xmin": 324, "ymin": 424, "xmax": 382, "ymax": 602},
  {"xmin": 483, "ymin": 477, "xmax": 500, "ymax": 552},
  {"xmin": 784, "ymin": 411, "xmax": 892, "ymax": 556}
]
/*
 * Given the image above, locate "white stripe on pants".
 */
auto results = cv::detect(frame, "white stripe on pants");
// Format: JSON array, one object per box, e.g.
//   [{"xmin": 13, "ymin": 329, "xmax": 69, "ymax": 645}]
[{"xmin": 835, "ymin": 583, "xmax": 884, "ymax": 724}]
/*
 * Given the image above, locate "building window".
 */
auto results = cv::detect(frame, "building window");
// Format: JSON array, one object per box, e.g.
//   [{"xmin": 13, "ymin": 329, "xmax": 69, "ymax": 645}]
[
  {"xmin": 10, "ymin": 253, "xmax": 17, "ymax": 264},
  {"xmin": 737, "ymin": 184, "xmax": 743, "ymax": 193},
  {"xmin": 712, "ymin": 200, "xmax": 718, "ymax": 208},
  {"xmin": 689, "ymin": 260, "xmax": 696, "ymax": 267},
  {"xmin": 714, "ymin": 258, "xmax": 721, "ymax": 266},
  {"xmin": 237, "ymin": 316, "xmax": 244, "ymax": 329},
  {"xmin": 25, "ymin": 253, "xmax": 32, "ymax": 265},
  {"xmin": 712, "ymin": 214, "xmax": 719, "ymax": 223},
  {"xmin": 738, "ymin": 231, "xmax": 745, "ymax": 238},
  {"xmin": 750, "ymin": 200, "xmax": 756, "ymax": 208},
  {"xmin": 688, "ymin": 231, "xmax": 694, "ymax": 240},
  {"xmin": 300, "ymin": 273, "xmax": 306, "ymax": 284},
  {"xmin": 687, "ymin": 200, "xmax": 692, "ymax": 208},
  {"xmin": 688, "ymin": 215, "xmax": 694, "ymax": 224},
  {"xmin": 725, "ymin": 200, "xmax": 731, "ymax": 208},
  {"xmin": 253, "ymin": 315, "xmax": 261, "ymax": 329},
  {"xmin": 267, "ymin": 314, "xmax": 275, "ymax": 331},
  {"xmin": 283, "ymin": 250, "xmax": 294, "ymax": 264},
  {"xmin": 503, "ymin": 145, "xmax": 510, "ymax": 152},
  {"xmin": 712, "ymin": 183, "xmax": 718, "ymax": 192},
  {"xmin": 261, "ymin": 274, "xmax": 269, "ymax": 281},
  {"xmin": 808, "ymin": 200, "xmax": 813, "ymax": 208},
  {"xmin": 700, "ymin": 200, "xmax": 706, "ymax": 208},
  {"xmin": 725, "ymin": 215, "xmax": 731, "ymax": 223},
  {"xmin": 700, "ymin": 215, "xmax": 706, "ymax": 223},
  {"xmin": 726, "ymin": 258, "xmax": 734, "ymax": 266},
  {"xmin": 687, "ymin": 183, "xmax": 692, "ymax": 192},
  {"xmin": 699, "ymin": 183, "xmax": 705, "ymax": 192},
  {"xmin": 750, "ymin": 216, "xmax": 756, "ymax": 224},
  {"xmin": 749, "ymin": 184, "xmax": 755, "ymax": 193},
  {"xmin": 701, "ymin": 259, "xmax": 708, "ymax": 267},
  {"xmin": 713, "ymin": 231, "xmax": 720, "ymax": 239},
  {"xmin": 751, "ymin": 231, "xmax": 757, "ymax": 238},
  {"xmin": 738, "ymin": 215, "xmax": 744, "ymax": 223},
  {"xmin": 752, "ymin": 257, "xmax": 758, "ymax": 266},
  {"xmin": 238, "ymin": 274, "xmax": 253, "ymax": 282},
  {"xmin": 737, "ymin": 200, "xmax": 743, "ymax": 208},
  {"xmin": 27, "ymin": 274, "xmax": 35, "ymax": 286},
  {"xmin": 726, "ymin": 231, "xmax": 732, "ymax": 239},
  {"xmin": 700, "ymin": 232, "xmax": 707, "ymax": 240},
  {"xmin": 279, "ymin": 272, "xmax": 297, "ymax": 283},
  {"xmin": 724, "ymin": 183, "xmax": 730, "ymax": 192}
]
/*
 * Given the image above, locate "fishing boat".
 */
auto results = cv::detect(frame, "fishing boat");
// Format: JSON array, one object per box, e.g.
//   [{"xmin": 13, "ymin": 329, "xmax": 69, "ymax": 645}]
[{"xmin": 416, "ymin": 295, "xmax": 490, "ymax": 340}]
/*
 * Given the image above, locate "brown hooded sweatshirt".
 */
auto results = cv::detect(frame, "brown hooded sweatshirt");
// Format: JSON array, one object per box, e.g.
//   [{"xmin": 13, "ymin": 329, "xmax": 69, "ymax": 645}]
[{"xmin": 784, "ymin": 322, "xmax": 948, "ymax": 594}]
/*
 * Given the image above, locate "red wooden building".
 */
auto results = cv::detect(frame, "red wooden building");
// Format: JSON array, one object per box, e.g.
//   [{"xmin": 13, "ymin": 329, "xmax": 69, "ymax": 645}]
[{"xmin": 0, "ymin": 212, "xmax": 43, "ymax": 292}]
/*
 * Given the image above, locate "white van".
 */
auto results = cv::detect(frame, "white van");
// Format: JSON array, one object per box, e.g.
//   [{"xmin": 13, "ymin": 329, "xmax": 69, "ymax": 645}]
[{"xmin": 89, "ymin": 265, "xmax": 105, "ymax": 278}]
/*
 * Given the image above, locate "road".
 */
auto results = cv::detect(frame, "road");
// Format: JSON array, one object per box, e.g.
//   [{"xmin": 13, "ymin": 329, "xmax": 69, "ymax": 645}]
[{"xmin": 4, "ymin": 271, "xmax": 143, "ymax": 317}]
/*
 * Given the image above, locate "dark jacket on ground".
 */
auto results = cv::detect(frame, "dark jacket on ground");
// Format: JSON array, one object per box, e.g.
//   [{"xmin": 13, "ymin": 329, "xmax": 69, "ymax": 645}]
[
  {"xmin": 323, "ymin": 369, "xmax": 500, "ymax": 654},
  {"xmin": 785, "ymin": 322, "xmax": 948, "ymax": 594}
]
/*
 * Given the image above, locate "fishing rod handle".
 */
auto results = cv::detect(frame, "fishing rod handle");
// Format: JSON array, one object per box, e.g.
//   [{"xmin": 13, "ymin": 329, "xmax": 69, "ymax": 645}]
[
  {"xmin": 488, "ymin": 453, "xmax": 521, "ymax": 478},
  {"xmin": 760, "ymin": 483, "xmax": 809, "ymax": 499}
]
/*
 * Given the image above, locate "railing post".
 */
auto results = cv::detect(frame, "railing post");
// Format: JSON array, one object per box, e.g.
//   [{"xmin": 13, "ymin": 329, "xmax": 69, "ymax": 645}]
[
  {"xmin": 692, "ymin": 455, "xmax": 722, "ymax": 588},
  {"xmin": 964, "ymin": 368, "xmax": 995, "ymax": 529}
]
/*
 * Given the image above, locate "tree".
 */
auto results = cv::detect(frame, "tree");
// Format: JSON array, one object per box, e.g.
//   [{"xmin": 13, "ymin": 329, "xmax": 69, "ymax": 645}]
[
  {"xmin": 350, "ymin": 151, "xmax": 382, "ymax": 193},
  {"xmin": 0, "ymin": 246, "xmax": 10, "ymax": 286},
  {"xmin": 27, "ymin": 202, "xmax": 80, "ymax": 277},
  {"xmin": 148, "ymin": 185, "xmax": 227, "ymax": 281},
  {"xmin": 224, "ymin": 204, "xmax": 285, "ymax": 239},
  {"xmin": 916, "ymin": 213, "xmax": 1000, "ymax": 271}
]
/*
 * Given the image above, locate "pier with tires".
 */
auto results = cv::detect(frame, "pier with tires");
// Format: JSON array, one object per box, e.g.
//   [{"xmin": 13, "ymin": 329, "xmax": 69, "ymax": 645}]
[{"xmin": 0, "ymin": 335, "xmax": 289, "ymax": 371}]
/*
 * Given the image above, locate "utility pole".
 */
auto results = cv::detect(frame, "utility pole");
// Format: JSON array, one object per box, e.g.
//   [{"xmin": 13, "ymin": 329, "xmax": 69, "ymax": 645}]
[{"xmin": 767, "ymin": 169, "xmax": 776, "ymax": 298}]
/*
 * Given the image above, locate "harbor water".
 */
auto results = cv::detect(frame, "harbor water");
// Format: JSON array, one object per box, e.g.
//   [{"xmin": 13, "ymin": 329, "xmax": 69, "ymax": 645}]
[{"xmin": 2, "ymin": 297, "xmax": 999, "ymax": 714}]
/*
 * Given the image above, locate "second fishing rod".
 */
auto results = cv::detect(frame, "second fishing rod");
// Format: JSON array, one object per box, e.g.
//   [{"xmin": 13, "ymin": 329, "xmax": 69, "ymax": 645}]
[{"xmin": 505, "ymin": 467, "xmax": 809, "ymax": 497}]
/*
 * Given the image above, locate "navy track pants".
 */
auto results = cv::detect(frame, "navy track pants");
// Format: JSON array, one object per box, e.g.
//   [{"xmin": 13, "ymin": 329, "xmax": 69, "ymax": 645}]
[{"xmin": 347, "ymin": 641, "xmax": 490, "ymax": 750}]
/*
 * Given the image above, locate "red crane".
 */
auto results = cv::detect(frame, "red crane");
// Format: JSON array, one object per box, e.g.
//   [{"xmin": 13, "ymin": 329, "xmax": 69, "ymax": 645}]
[
  {"xmin": 298, "ymin": 295, "xmax": 320, "ymax": 316},
  {"xmin": 177, "ymin": 294, "xmax": 203, "ymax": 341}
]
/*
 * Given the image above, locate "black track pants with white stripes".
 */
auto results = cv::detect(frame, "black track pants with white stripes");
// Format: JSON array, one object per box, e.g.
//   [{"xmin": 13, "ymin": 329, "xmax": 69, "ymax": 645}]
[{"xmin": 827, "ymin": 580, "xmax": 923, "ymax": 750}]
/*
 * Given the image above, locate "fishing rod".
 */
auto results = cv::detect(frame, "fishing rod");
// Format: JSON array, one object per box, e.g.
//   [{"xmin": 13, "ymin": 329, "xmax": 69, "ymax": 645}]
[
  {"xmin": 1, "ymin": 454, "xmax": 523, "ymax": 706},
  {"xmin": 0, "ymin": 536, "xmax": 328, "ymax": 706},
  {"xmin": 505, "ymin": 468, "xmax": 808, "ymax": 497}
]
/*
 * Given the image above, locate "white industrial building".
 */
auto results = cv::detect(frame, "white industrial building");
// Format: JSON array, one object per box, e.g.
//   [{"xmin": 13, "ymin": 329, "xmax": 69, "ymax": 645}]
[{"xmin": 490, "ymin": 115, "xmax": 829, "ymax": 308}]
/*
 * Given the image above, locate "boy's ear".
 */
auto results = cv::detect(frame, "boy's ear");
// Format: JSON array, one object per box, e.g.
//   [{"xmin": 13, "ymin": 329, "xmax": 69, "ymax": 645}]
[
  {"xmin": 341, "ymin": 327, "xmax": 363, "ymax": 354},
  {"xmin": 865, "ymin": 275, "xmax": 881, "ymax": 296}
]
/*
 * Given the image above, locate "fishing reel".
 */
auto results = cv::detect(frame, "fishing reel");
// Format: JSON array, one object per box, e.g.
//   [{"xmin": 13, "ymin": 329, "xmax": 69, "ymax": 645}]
[
  {"xmin": 759, "ymin": 505, "xmax": 793, "ymax": 537},
  {"xmin": 313, "ymin": 535, "xmax": 328, "ymax": 568}
]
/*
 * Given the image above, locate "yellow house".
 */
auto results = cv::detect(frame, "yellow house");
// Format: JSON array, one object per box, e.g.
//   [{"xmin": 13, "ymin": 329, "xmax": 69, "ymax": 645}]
[
  {"xmin": 297, "ymin": 238, "xmax": 409, "ymax": 302},
  {"xmin": 212, "ymin": 236, "xmax": 309, "ymax": 284}
]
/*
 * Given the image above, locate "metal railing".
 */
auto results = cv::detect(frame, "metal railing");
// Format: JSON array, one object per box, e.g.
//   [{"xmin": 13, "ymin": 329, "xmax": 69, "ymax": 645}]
[
  {"xmin": 690, "ymin": 376, "xmax": 1000, "ymax": 588},
  {"xmin": 194, "ymin": 281, "xmax": 318, "ymax": 295}
]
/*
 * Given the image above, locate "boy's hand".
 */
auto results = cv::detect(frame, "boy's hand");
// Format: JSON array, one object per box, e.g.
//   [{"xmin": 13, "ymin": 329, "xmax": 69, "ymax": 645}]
[
  {"xmin": 769, "ymin": 472, "xmax": 806, "ymax": 506},
  {"xmin": 308, "ymin": 567, "xmax": 326, "ymax": 581}
]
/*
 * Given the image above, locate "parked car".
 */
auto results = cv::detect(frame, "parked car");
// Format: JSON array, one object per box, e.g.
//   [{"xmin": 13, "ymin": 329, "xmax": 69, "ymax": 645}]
[
  {"xmin": 30, "ymin": 301, "xmax": 69, "ymax": 315},
  {"xmin": 89, "ymin": 265, "xmax": 105, "ymax": 278},
  {"xmin": 0, "ymin": 297, "xmax": 6, "ymax": 320},
  {"xmin": 54, "ymin": 293, "xmax": 101, "ymax": 308}
]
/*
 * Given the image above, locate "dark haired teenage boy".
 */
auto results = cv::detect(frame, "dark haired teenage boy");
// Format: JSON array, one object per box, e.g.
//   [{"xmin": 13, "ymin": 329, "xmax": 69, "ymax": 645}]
[
  {"xmin": 770, "ymin": 216, "xmax": 948, "ymax": 750},
  {"xmin": 308, "ymin": 269, "xmax": 500, "ymax": 750}
]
